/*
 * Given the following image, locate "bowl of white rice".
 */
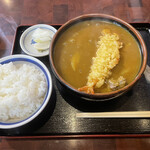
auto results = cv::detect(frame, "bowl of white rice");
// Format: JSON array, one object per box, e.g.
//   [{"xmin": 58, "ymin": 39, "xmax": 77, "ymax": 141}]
[{"xmin": 0, "ymin": 54, "xmax": 52, "ymax": 129}]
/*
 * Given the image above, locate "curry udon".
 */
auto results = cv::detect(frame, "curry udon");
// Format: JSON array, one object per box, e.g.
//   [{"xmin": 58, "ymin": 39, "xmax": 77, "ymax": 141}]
[{"xmin": 53, "ymin": 20, "xmax": 141, "ymax": 93}]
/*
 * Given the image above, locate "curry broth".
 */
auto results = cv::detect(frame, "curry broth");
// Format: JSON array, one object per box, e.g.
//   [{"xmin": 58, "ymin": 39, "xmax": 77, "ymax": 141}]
[{"xmin": 54, "ymin": 20, "xmax": 141, "ymax": 93}]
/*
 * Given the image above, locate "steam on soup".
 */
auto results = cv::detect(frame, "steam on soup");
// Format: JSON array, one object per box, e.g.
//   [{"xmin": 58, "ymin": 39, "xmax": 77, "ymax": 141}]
[{"xmin": 53, "ymin": 20, "xmax": 141, "ymax": 93}]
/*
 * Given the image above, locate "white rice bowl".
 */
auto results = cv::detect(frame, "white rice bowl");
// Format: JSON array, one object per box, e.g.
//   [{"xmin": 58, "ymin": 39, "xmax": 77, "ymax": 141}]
[{"xmin": 0, "ymin": 54, "xmax": 52, "ymax": 129}]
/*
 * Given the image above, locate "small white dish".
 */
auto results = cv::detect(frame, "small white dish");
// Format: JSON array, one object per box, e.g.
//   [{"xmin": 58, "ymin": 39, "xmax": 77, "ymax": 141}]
[{"xmin": 20, "ymin": 24, "xmax": 57, "ymax": 57}]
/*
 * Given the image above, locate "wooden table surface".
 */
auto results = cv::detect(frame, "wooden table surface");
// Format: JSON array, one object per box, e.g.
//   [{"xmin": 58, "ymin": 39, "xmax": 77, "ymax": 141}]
[{"xmin": 0, "ymin": 0, "xmax": 150, "ymax": 149}]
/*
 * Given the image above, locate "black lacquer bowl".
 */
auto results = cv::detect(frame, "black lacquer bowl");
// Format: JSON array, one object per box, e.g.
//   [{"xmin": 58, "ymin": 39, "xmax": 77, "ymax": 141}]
[{"xmin": 49, "ymin": 14, "xmax": 147, "ymax": 101}]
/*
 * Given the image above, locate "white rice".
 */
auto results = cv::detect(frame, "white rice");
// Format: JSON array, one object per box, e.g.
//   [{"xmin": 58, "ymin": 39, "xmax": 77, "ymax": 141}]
[{"xmin": 0, "ymin": 62, "xmax": 47, "ymax": 122}]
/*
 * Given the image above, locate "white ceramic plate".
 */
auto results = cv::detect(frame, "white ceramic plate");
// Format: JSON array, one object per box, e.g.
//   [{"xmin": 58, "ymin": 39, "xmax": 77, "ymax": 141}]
[{"xmin": 20, "ymin": 24, "xmax": 57, "ymax": 57}]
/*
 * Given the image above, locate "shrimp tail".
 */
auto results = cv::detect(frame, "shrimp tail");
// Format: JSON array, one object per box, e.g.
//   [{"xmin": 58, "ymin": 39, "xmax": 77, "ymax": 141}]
[{"xmin": 78, "ymin": 86, "xmax": 94, "ymax": 94}]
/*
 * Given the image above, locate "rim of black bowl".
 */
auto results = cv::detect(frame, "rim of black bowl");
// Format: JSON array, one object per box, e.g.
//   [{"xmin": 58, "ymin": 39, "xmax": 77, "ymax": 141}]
[{"xmin": 49, "ymin": 13, "xmax": 147, "ymax": 101}]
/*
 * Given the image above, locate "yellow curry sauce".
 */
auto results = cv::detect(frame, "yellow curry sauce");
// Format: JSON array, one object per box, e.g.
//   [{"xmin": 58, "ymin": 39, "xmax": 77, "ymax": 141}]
[{"xmin": 54, "ymin": 20, "xmax": 141, "ymax": 93}]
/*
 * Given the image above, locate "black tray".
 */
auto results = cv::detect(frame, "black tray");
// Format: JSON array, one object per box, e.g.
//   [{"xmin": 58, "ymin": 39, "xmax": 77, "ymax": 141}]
[{"xmin": 1, "ymin": 23, "xmax": 150, "ymax": 136}]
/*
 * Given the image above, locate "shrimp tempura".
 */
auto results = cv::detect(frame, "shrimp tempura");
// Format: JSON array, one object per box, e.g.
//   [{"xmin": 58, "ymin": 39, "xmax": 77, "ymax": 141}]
[{"xmin": 78, "ymin": 29, "xmax": 123, "ymax": 94}]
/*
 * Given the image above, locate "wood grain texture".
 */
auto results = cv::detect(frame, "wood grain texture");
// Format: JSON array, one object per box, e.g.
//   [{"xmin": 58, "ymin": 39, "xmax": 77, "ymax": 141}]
[
  {"xmin": 1, "ymin": 138, "xmax": 150, "ymax": 150},
  {"xmin": 1, "ymin": 0, "xmax": 150, "ymax": 149}
]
